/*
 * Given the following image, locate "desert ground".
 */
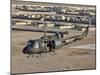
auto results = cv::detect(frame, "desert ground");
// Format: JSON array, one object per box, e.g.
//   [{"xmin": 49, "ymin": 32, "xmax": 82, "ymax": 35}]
[{"xmin": 11, "ymin": 29, "xmax": 96, "ymax": 74}]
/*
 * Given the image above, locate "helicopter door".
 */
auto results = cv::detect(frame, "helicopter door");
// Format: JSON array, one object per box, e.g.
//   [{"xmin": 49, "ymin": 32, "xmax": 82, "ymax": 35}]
[{"xmin": 47, "ymin": 40, "xmax": 56, "ymax": 50}]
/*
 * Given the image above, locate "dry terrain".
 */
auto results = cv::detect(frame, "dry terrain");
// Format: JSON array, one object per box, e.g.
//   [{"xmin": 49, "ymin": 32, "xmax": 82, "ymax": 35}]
[{"xmin": 11, "ymin": 29, "xmax": 96, "ymax": 74}]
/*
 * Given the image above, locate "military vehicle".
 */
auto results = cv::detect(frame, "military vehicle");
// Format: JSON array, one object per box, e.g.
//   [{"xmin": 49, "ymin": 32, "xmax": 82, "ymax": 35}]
[{"xmin": 22, "ymin": 25, "xmax": 89, "ymax": 58}]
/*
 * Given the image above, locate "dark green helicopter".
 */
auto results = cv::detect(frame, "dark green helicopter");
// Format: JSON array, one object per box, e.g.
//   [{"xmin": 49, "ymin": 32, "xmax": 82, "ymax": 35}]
[{"xmin": 22, "ymin": 24, "xmax": 89, "ymax": 58}]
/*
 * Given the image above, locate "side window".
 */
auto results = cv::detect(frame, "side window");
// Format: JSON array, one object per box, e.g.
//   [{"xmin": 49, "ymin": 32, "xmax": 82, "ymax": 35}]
[
  {"xmin": 44, "ymin": 41, "xmax": 48, "ymax": 47},
  {"xmin": 44, "ymin": 41, "xmax": 47, "ymax": 43}
]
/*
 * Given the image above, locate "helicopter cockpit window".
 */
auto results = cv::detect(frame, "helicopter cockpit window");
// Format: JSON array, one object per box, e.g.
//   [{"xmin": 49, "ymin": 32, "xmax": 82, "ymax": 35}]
[
  {"xmin": 27, "ymin": 42, "xmax": 31, "ymax": 46},
  {"xmin": 27, "ymin": 40, "xmax": 34, "ymax": 46}
]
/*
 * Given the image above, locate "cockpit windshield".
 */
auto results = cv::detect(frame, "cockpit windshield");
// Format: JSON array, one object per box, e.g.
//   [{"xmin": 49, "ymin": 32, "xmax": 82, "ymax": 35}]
[{"xmin": 27, "ymin": 40, "xmax": 34, "ymax": 46}]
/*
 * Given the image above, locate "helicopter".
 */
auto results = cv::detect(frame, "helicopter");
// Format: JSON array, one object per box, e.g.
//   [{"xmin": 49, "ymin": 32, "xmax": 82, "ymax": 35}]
[{"xmin": 22, "ymin": 24, "xmax": 89, "ymax": 58}]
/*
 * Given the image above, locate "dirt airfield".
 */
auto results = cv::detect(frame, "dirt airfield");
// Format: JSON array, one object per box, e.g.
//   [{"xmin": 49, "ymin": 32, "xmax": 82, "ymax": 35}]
[{"xmin": 11, "ymin": 29, "xmax": 96, "ymax": 74}]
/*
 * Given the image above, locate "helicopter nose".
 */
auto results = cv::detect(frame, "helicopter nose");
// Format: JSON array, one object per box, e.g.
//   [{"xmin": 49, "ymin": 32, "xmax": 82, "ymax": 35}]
[{"xmin": 22, "ymin": 46, "xmax": 29, "ymax": 54}]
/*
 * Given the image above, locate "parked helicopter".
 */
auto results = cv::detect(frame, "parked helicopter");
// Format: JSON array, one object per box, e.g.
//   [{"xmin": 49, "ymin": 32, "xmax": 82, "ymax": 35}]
[{"xmin": 22, "ymin": 25, "xmax": 89, "ymax": 58}]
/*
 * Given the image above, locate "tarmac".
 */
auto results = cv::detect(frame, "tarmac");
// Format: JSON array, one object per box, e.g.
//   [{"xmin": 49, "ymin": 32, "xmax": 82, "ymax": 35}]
[{"xmin": 11, "ymin": 29, "xmax": 96, "ymax": 74}]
